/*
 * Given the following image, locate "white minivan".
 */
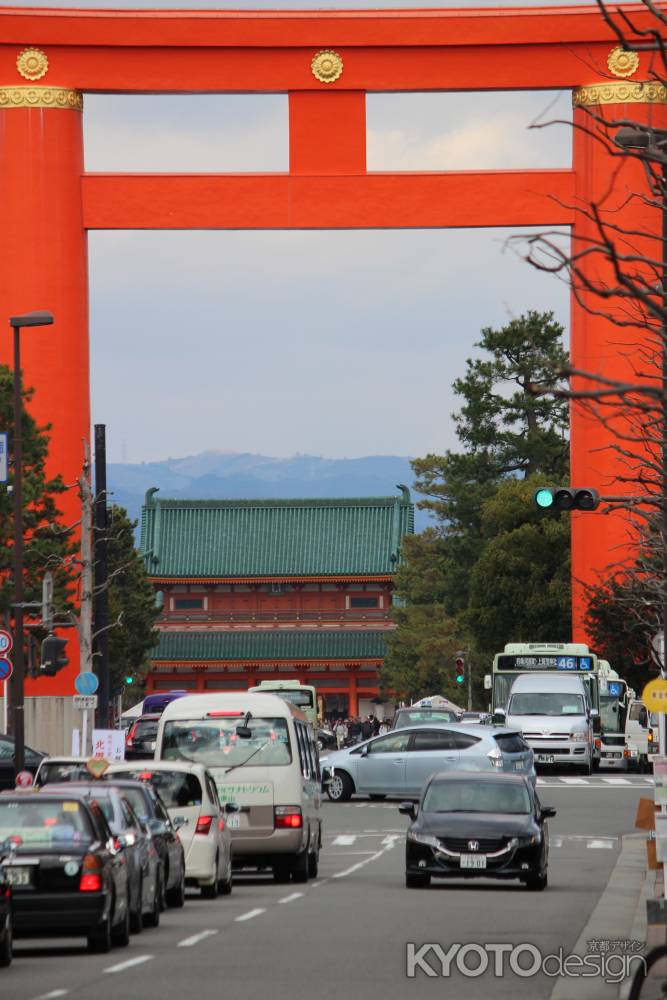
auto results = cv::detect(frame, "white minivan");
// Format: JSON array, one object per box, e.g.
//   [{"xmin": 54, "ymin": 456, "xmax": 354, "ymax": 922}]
[
  {"xmin": 155, "ymin": 692, "xmax": 323, "ymax": 883},
  {"xmin": 500, "ymin": 674, "xmax": 595, "ymax": 774}
]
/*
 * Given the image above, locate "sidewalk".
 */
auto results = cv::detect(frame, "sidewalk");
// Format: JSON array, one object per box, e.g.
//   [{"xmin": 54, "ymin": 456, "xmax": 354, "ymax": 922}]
[{"xmin": 550, "ymin": 833, "xmax": 649, "ymax": 1000}]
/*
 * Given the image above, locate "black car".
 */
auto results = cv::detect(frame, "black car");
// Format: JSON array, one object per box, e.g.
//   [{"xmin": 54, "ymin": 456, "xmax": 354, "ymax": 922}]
[
  {"xmin": 0, "ymin": 791, "xmax": 131, "ymax": 952},
  {"xmin": 316, "ymin": 727, "xmax": 337, "ymax": 752},
  {"xmin": 125, "ymin": 715, "xmax": 161, "ymax": 761},
  {"xmin": 401, "ymin": 771, "xmax": 555, "ymax": 891},
  {"xmin": 0, "ymin": 848, "xmax": 12, "ymax": 967},
  {"xmin": 101, "ymin": 778, "xmax": 186, "ymax": 908},
  {"xmin": 0, "ymin": 735, "xmax": 47, "ymax": 791},
  {"xmin": 45, "ymin": 783, "xmax": 161, "ymax": 932}
]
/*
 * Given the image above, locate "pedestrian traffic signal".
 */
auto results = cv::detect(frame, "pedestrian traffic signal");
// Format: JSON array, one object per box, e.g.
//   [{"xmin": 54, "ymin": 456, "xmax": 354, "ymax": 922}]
[
  {"xmin": 533, "ymin": 487, "xmax": 600, "ymax": 512},
  {"xmin": 41, "ymin": 634, "xmax": 68, "ymax": 676},
  {"xmin": 455, "ymin": 657, "xmax": 465, "ymax": 685}
]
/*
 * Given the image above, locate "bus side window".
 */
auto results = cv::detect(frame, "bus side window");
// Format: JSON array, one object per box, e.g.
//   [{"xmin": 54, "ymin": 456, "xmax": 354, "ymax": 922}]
[{"xmin": 295, "ymin": 723, "xmax": 310, "ymax": 778}]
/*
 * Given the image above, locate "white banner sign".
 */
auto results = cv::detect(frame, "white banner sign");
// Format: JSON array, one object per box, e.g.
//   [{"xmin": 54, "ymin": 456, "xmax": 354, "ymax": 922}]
[{"xmin": 92, "ymin": 728, "xmax": 125, "ymax": 762}]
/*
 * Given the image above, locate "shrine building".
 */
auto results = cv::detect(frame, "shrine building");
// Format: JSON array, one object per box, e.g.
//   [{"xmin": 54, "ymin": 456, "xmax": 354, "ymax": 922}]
[{"xmin": 140, "ymin": 488, "xmax": 414, "ymax": 719}]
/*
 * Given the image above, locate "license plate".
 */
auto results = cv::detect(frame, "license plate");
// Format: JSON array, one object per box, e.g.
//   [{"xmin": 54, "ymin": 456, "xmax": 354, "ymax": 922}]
[
  {"xmin": 226, "ymin": 814, "xmax": 242, "ymax": 829},
  {"xmin": 514, "ymin": 761, "xmax": 524, "ymax": 770},
  {"xmin": 603, "ymin": 752, "xmax": 621, "ymax": 759},
  {"xmin": 537, "ymin": 754, "xmax": 555, "ymax": 764},
  {"xmin": 460, "ymin": 855, "xmax": 486, "ymax": 869},
  {"xmin": 5, "ymin": 866, "xmax": 33, "ymax": 887}
]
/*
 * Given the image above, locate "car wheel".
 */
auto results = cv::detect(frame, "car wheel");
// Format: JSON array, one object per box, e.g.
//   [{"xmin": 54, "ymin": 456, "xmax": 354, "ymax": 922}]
[
  {"xmin": 159, "ymin": 864, "xmax": 168, "ymax": 911},
  {"xmin": 111, "ymin": 892, "xmax": 131, "ymax": 948},
  {"xmin": 201, "ymin": 858, "xmax": 220, "ymax": 899},
  {"xmin": 326, "ymin": 771, "xmax": 354, "ymax": 803},
  {"xmin": 88, "ymin": 904, "xmax": 113, "ymax": 953},
  {"xmin": 369, "ymin": 794, "xmax": 386, "ymax": 802},
  {"xmin": 592, "ymin": 756, "xmax": 600, "ymax": 772},
  {"xmin": 0, "ymin": 912, "xmax": 12, "ymax": 968},
  {"xmin": 166, "ymin": 867, "xmax": 186, "ymax": 908},
  {"xmin": 525, "ymin": 870, "xmax": 548, "ymax": 892},
  {"xmin": 291, "ymin": 849, "xmax": 309, "ymax": 884},
  {"xmin": 307, "ymin": 847, "xmax": 319, "ymax": 878},
  {"xmin": 218, "ymin": 858, "xmax": 233, "ymax": 896},
  {"xmin": 406, "ymin": 873, "xmax": 431, "ymax": 889},
  {"xmin": 130, "ymin": 878, "xmax": 144, "ymax": 934},
  {"xmin": 145, "ymin": 872, "xmax": 161, "ymax": 928}
]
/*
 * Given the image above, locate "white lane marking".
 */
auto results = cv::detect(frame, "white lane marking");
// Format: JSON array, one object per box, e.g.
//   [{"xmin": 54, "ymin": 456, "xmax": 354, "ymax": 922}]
[
  {"xmin": 644, "ymin": 777, "xmax": 656, "ymax": 784},
  {"xmin": 329, "ymin": 851, "xmax": 377, "ymax": 856},
  {"xmin": 333, "ymin": 849, "xmax": 386, "ymax": 879},
  {"xmin": 34, "ymin": 992, "xmax": 70, "ymax": 1000},
  {"xmin": 381, "ymin": 835, "xmax": 400, "ymax": 847},
  {"xmin": 601, "ymin": 777, "xmax": 631, "ymax": 784},
  {"xmin": 587, "ymin": 839, "xmax": 615, "ymax": 849},
  {"xmin": 536, "ymin": 778, "xmax": 546, "ymax": 785},
  {"xmin": 278, "ymin": 892, "xmax": 304, "ymax": 904},
  {"xmin": 552, "ymin": 837, "xmax": 563, "ymax": 848},
  {"xmin": 178, "ymin": 929, "xmax": 218, "ymax": 948},
  {"xmin": 355, "ymin": 803, "xmax": 366, "ymax": 808},
  {"xmin": 559, "ymin": 777, "xmax": 588, "ymax": 785},
  {"xmin": 332, "ymin": 834, "xmax": 356, "ymax": 846},
  {"xmin": 235, "ymin": 908, "xmax": 266, "ymax": 922},
  {"xmin": 104, "ymin": 955, "xmax": 153, "ymax": 974}
]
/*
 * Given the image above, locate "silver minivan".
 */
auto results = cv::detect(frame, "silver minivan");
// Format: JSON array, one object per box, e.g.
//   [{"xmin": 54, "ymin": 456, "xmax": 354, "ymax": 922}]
[{"xmin": 500, "ymin": 673, "xmax": 595, "ymax": 774}]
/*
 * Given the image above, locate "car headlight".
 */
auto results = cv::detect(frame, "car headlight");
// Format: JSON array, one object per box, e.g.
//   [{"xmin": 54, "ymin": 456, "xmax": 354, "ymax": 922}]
[
  {"xmin": 515, "ymin": 834, "xmax": 540, "ymax": 846},
  {"xmin": 569, "ymin": 730, "xmax": 588, "ymax": 742},
  {"xmin": 406, "ymin": 832, "xmax": 440, "ymax": 849}
]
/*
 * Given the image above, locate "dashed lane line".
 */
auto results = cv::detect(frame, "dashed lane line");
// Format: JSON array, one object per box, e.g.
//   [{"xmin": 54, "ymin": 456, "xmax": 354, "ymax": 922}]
[
  {"xmin": 104, "ymin": 955, "xmax": 153, "ymax": 974},
  {"xmin": 331, "ymin": 835, "xmax": 356, "ymax": 846},
  {"xmin": 178, "ymin": 929, "xmax": 218, "ymax": 948},
  {"xmin": 587, "ymin": 839, "xmax": 615, "ymax": 849},
  {"xmin": 33, "ymin": 992, "xmax": 69, "ymax": 1000},
  {"xmin": 278, "ymin": 892, "xmax": 304, "ymax": 904},
  {"xmin": 235, "ymin": 908, "xmax": 266, "ymax": 922}
]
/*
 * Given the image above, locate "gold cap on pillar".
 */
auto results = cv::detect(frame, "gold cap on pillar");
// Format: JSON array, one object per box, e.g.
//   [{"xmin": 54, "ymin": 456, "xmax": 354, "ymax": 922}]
[
  {"xmin": 0, "ymin": 87, "xmax": 83, "ymax": 111},
  {"xmin": 573, "ymin": 81, "xmax": 667, "ymax": 107}
]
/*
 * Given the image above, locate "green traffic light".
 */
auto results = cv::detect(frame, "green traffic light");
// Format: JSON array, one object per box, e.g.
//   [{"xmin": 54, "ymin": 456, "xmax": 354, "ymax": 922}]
[
  {"xmin": 125, "ymin": 676, "xmax": 133, "ymax": 684},
  {"xmin": 534, "ymin": 488, "xmax": 554, "ymax": 509},
  {"xmin": 456, "ymin": 674, "xmax": 465, "ymax": 684}
]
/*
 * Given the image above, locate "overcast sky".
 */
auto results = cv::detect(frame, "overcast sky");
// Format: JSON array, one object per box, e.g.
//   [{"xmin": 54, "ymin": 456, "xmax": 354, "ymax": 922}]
[{"xmin": 26, "ymin": 0, "xmax": 579, "ymax": 462}]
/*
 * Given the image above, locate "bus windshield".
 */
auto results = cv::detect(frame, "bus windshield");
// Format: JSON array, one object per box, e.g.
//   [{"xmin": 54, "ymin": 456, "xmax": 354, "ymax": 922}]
[
  {"xmin": 162, "ymin": 717, "xmax": 292, "ymax": 767},
  {"xmin": 600, "ymin": 695, "xmax": 623, "ymax": 734}
]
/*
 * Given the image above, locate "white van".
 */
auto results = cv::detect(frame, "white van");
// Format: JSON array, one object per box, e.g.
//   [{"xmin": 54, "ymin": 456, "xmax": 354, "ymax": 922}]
[
  {"xmin": 155, "ymin": 692, "xmax": 322, "ymax": 883},
  {"xmin": 500, "ymin": 674, "xmax": 595, "ymax": 774},
  {"xmin": 625, "ymin": 700, "xmax": 659, "ymax": 772}
]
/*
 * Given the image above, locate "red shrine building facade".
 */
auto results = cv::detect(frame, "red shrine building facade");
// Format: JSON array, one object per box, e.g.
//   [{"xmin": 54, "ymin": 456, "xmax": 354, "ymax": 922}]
[{"xmin": 140, "ymin": 489, "xmax": 414, "ymax": 719}]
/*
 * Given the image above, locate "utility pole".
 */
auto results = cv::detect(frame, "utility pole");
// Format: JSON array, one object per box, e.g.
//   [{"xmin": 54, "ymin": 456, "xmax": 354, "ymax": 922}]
[
  {"xmin": 93, "ymin": 424, "xmax": 110, "ymax": 728},
  {"xmin": 78, "ymin": 442, "xmax": 93, "ymax": 753}
]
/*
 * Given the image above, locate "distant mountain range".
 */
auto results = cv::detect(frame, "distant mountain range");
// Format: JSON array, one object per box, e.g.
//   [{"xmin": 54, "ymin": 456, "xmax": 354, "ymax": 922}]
[{"xmin": 107, "ymin": 451, "xmax": 434, "ymax": 533}]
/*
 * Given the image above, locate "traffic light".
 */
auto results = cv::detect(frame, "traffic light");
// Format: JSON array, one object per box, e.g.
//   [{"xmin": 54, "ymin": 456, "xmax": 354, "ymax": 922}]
[
  {"xmin": 125, "ymin": 674, "xmax": 134, "ymax": 686},
  {"xmin": 455, "ymin": 656, "xmax": 465, "ymax": 685},
  {"xmin": 41, "ymin": 634, "xmax": 68, "ymax": 676},
  {"xmin": 533, "ymin": 487, "xmax": 600, "ymax": 512}
]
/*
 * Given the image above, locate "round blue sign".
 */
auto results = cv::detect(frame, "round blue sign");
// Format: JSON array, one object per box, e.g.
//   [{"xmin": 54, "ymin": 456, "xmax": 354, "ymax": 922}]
[
  {"xmin": 0, "ymin": 658, "xmax": 12, "ymax": 682},
  {"xmin": 75, "ymin": 671, "xmax": 99, "ymax": 695}
]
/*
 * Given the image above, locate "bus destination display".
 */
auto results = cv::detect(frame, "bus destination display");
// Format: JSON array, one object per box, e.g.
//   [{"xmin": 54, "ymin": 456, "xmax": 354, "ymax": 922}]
[{"xmin": 496, "ymin": 655, "xmax": 593, "ymax": 672}]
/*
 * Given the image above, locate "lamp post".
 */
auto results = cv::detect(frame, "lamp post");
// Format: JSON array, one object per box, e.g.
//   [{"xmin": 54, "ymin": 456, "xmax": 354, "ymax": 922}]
[
  {"xmin": 8, "ymin": 311, "xmax": 54, "ymax": 776},
  {"xmin": 615, "ymin": 128, "xmax": 667, "ymax": 754}
]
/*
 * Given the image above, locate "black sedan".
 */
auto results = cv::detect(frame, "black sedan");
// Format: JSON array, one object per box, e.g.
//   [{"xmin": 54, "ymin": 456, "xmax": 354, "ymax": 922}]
[
  {"xmin": 45, "ymin": 783, "xmax": 161, "ymax": 932},
  {"xmin": 0, "ymin": 735, "xmax": 47, "ymax": 791},
  {"xmin": 0, "ymin": 848, "xmax": 11, "ymax": 967},
  {"xmin": 125, "ymin": 715, "xmax": 161, "ymax": 760},
  {"xmin": 0, "ymin": 792, "xmax": 131, "ymax": 952},
  {"xmin": 102, "ymin": 778, "xmax": 186, "ymax": 908},
  {"xmin": 401, "ymin": 771, "xmax": 555, "ymax": 891}
]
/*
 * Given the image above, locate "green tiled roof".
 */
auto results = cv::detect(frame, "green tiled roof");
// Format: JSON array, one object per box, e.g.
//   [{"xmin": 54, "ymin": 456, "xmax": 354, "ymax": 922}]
[
  {"xmin": 140, "ymin": 490, "xmax": 414, "ymax": 579},
  {"xmin": 153, "ymin": 630, "xmax": 389, "ymax": 662}
]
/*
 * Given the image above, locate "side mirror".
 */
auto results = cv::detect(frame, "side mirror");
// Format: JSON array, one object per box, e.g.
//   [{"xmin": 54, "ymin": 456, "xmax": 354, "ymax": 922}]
[
  {"xmin": 360, "ymin": 745, "xmax": 369, "ymax": 758},
  {"xmin": 492, "ymin": 708, "xmax": 506, "ymax": 725},
  {"xmin": 540, "ymin": 806, "xmax": 557, "ymax": 820},
  {"xmin": 483, "ymin": 674, "xmax": 492, "ymax": 691},
  {"xmin": 172, "ymin": 816, "xmax": 188, "ymax": 831},
  {"xmin": 398, "ymin": 801, "xmax": 417, "ymax": 820},
  {"xmin": 225, "ymin": 803, "xmax": 240, "ymax": 814},
  {"xmin": 148, "ymin": 819, "xmax": 168, "ymax": 836}
]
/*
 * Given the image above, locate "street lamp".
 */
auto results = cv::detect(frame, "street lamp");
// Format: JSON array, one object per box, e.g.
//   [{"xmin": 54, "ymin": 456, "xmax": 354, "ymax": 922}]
[
  {"xmin": 615, "ymin": 128, "xmax": 667, "ymax": 755},
  {"xmin": 8, "ymin": 310, "xmax": 53, "ymax": 777}
]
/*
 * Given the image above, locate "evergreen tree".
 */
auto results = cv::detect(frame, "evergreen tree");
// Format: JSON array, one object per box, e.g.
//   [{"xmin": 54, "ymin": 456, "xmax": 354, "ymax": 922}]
[
  {"xmin": 0, "ymin": 364, "xmax": 75, "ymax": 623},
  {"xmin": 104, "ymin": 505, "xmax": 160, "ymax": 701}
]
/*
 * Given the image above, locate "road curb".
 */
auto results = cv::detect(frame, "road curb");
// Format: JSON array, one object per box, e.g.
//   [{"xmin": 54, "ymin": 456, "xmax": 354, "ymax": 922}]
[{"xmin": 550, "ymin": 833, "xmax": 647, "ymax": 1000}]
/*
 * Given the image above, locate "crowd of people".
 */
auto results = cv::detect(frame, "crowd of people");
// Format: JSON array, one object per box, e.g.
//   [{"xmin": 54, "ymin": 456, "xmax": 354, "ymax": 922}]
[{"xmin": 324, "ymin": 715, "xmax": 392, "ymax": 749}]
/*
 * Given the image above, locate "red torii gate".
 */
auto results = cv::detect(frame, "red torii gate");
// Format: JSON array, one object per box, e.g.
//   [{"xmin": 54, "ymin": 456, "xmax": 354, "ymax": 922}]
[{"xmin": 0, "ymin": 4, "xmax": 665, "ymax": 696}]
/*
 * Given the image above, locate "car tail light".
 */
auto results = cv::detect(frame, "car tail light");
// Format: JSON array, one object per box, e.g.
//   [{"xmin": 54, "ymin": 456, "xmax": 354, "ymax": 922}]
[
  {"xmin": 80, "ymin": 853, "xmax": 103, "ymax": 892},
  {"xmin": 218, "ymin": 817, "xmax": 225, "ymax": 831},
  {"xmin": 195, "ymin": 816, "xmax": 214, "ymax": 836},
  {"xmin": 125, "ymin": 735, "xmax": 133, "ymax": 747},
  {"xmin": 274, "ymin": 807, "xmax": 302, "ymax": 829},
  {"xmin": 139, "ymin": 772, "xmax": 153, "ymax": 780}
]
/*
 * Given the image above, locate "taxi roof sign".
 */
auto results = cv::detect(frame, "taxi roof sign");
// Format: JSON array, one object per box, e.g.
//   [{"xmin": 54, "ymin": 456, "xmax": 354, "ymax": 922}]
[{"xmin": 85, "ymin": 757, "xmax": 110, "ymax": 779}]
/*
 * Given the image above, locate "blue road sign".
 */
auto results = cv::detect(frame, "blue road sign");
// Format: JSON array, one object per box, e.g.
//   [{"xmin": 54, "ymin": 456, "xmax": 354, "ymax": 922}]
[
  {"xmin": 75, "ymin": 671, "xmax": 99, "ymax": 695},
  {"xmin": 0, "ymin": 433, "xmax": 7, "ymax": 484},
  {"xmin": 0, "ymin": 658, "xmax": 13, "ymax": 682}
]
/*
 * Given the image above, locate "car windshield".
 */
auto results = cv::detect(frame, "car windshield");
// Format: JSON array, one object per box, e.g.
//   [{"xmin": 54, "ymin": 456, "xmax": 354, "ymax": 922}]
[
  {"xmin": 423, "ymin": 782, "xmax": 531, "ymax": 815},
  {"xmin": 0, "ymin": 799, "xmax": 94, "ymax": 847},
  {"xmin": 394, "ymin": 710, "xmax": 457, "ymax": 728},
  {"xmin": 110, "ymin": 769, "xmax": 203, "ymax": 809},
  {"xmin": 133, "ymin": 720, "xmax": 159, "ymax": 740},
  {"xmin": 162, "ymin": 717, "xmax": 292, "ymax": 766},
  {"xmin": 37, "ymin": 762, "xmax": 91, "ymax": 786},
  {"xmin": 508, "ymin": 693, "xmax": 585, "ymax": 717}
]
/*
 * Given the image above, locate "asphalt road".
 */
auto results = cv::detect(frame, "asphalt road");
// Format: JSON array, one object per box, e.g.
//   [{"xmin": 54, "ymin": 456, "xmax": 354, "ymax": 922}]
[{"xmin": 2, "ymin": 774, "xmax": 653, "ymax": 1000}]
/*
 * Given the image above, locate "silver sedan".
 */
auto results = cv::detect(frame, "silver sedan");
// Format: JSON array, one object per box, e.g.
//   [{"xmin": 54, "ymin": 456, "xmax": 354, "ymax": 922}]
[{"xmin": 320, "ymin": 724, "xmax": 535, "ymax": 802}]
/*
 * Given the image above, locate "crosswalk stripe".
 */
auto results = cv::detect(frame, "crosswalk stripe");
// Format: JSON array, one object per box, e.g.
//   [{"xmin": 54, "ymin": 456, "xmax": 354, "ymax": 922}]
[
  {"xmin": 601, "ymin": 777, "xmax": 631, "ymax": 784},
  {"xmin": 559, "ymin": 777, "xmax": 588, "ymax": 784}
]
